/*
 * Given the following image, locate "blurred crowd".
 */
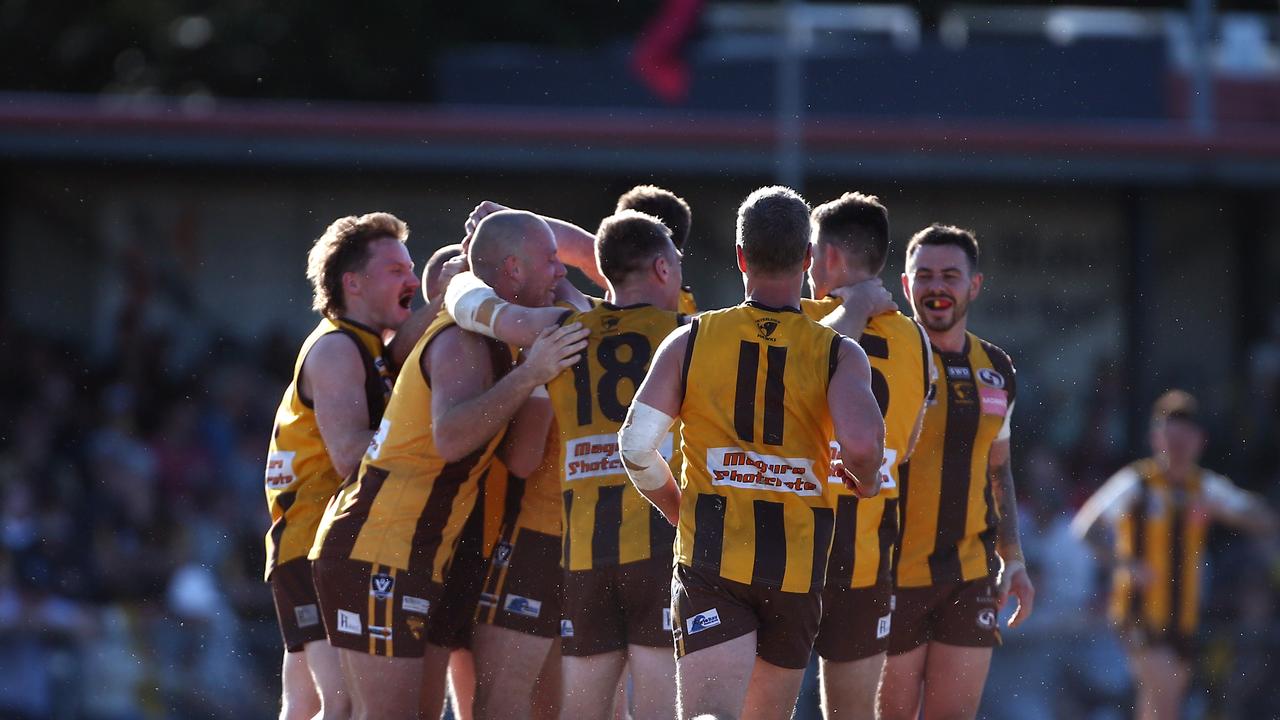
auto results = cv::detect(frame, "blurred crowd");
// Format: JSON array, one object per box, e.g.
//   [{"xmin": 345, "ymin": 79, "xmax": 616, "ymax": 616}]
[{"xmin": 0, "ymin": 306, "xmax": 1277, "ymax": 719}]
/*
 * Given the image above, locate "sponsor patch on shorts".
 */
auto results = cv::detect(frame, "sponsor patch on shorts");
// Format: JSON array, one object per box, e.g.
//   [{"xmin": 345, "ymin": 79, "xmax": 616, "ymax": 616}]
[
  {"xmin": 560, "ymin": 619, "xmax": 575, "ymax": 637},
  {"xmin": 493, "ymin": 541, "xmax": 513, "ymax": 568},
  {"xmin": 370, "ymin": 572, "xmax": 395, "ymax": 599},
  {"xmin": 368, "ymin": 625, "xmax": 393, "ymax": 640},
  {"xmin": 337, "ymin": 609, "xmax": 362, "ymax": 636},
  {"xmin": 503, "ymin": 594, "xmax": 542, "ymax": 618},
  {"xmin": 876, "ymin": 613, "xmax": 892, "ymax": 640},
  {"xmin": 977, "ymin": 609, "xmax": 996, "ymax": 630},
  {"xmin": 663, "ymin": 608, "xmax": 672, "ymax": 632},
  {"xmin": 686, "ymin": 608, "xmax": 721, "ymax": 635},
  {"xmin": 294, "ymin": 603, "xmax": 320, "ymax": 628},
  {"xmin": 402, "ymin": 595, "xmax": 431, "ymax": 614}
]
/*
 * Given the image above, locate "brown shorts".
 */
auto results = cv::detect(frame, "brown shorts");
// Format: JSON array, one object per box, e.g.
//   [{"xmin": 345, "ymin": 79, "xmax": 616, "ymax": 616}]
[
  {"xmin": 312, "ymin": 557, "xmax": 441, "ymax": 658},
  {"xmin": 814, "ymin": 580, "xmax": 893, "ymax": 662},
  {"xmin": 561, "ymin": 556, "xmax": 673, "ymax": 657},
  {"xmin": 474, "ymin": 527, "xmax": 562, "ymax": 638},
  {"xmin": 671, "ymin": 562, "xmax": 821, "ymax": 670},
  {"xmin": 426, "ymin": 497, "xmax": 490, "ymax": 650},
  {"xmin": 886, "ymin": 577, "xmax": 1001, "ymax": 655},
  {"xmin": 270, "ymin": 558, "xmax": 327, "ymax": 652}
]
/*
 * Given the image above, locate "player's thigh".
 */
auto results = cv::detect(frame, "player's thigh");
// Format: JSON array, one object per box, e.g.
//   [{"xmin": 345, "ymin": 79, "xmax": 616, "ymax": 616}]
[
  {"xmin": 280, "ymin": 649, "xmax": 321, "ymax": 720},
  {"xmin": 920, "ymin": 641, "xmax": 992, "ymax": 720},
  {"xmin": 677, "ymin": 630, "xmax": 757, "ymax": 720},
  {"xmin": 532, "ymin": 638, "xmax": 561, "ymax": 720},
  {"xmin": 878, "ymin": 644, "xmax": 928, "ymax": 720},
  {"xmin": 627, "ymin": 643, "xmax": 677, "ymax": 720},
  {"xmin": 472, "ymin": 623, "xmax": 556, "ymax": 717},
  {"xmin": 448, "ymin": 649, "xmax": 477, "ymax": 720},
  {"xmin": 560, "ymin": 650, "xmax": 628, "ymax": 716},
  {"xmin": 302, "ymin": 640, "xmax": 349, "ymax": 715},
  {"xmin": 741, "ymin": 655, "xmax": 808, "ymax": 720},
  {"xmin": 419, "ymin": 642, "xmax": 451, "ymax": 720},
  {"xmin": 338, "ymin": 648, "xmax": 424, "ymax": 720},
  {"xmin": 819, "ymin": 653, "xmax": 885, "ymax": 720}
]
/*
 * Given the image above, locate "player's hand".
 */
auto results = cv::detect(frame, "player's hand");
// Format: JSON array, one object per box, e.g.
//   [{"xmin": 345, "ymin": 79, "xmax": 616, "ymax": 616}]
[
  {"xmin": 997, "ymin": 559, "xmax": 1035, "ymax": 629},
  {"xmin": 519, "ymin": 323, "xmax": 589, "ymax": 385},
  {"xmin": 834, "ymin": 458, "xmax": 881, "ymax": 498},
  {"xmin": 464, "ymin": 200, "xmax": 510, "ymax": 241},
  {"xmin": 428, "ymin": 254, "xmax": 470, "ymax": 302},
  {"xmin": 830, "ymin": 278, "xmax": 897, "ymax": 319}
]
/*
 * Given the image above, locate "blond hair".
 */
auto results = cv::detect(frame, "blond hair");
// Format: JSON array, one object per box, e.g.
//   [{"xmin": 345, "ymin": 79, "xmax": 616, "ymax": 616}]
[{"xmin": 306, "ymin": 212, "xmax": 408, "ymax": 319}]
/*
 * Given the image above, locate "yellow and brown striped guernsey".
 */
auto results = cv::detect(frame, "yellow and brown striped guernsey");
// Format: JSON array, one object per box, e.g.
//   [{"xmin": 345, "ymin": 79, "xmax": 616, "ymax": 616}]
[
  {"xmin": 1111, "ymin": 459, "xmax": 1207, "ymax": 639},
  {"xmin": 310, "ymin": 310, "xmax": 514, "ymax": 583},
  {"xmin": 678, "ymin": 302, "xmax": 841, "ymax": 593},
  {"xmin": 264, "ymin": 317, "xmax": 393, "ymax": 581},
  {"xmin": 896, "ymin": 332, "xmax": 1015, "ymax": 588},
  {"xmin": 547, "ymin": 303, "xmax": 684, "ymax": 570},
  {"xmin": 802, "ymin": 298, "xmax": 931, "ymax": 589},
  {"xmin": 679, "ymin": 286, "xmax": 697, "ymax": 315}
]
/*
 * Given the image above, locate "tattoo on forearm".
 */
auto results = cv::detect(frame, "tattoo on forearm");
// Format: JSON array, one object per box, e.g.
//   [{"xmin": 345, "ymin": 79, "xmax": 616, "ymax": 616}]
[{"xmin": 990, "ymin": 460, "xmax": 1023, "ymax": 558}]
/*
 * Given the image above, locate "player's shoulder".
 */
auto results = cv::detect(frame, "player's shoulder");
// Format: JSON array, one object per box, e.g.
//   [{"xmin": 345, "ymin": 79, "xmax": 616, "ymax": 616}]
[
  {"xmin": 970, "ymin": 332, "xmax": 1015, "ymax": 373},
  {"xmin": 867, "ymin": 310, "xmax": 919, "ymax": 338},
  {"xmin": 801, "ymin": 295, "xmax": 841, "ymax": 321}
]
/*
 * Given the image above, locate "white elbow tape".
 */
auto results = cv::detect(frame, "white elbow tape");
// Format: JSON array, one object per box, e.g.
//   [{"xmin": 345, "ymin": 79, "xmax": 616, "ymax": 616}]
[
  {"xmin": 618, "ymin": 401, "xmax": 675, "ymax": 491},
  {"xmin": 445, "ymin": 271, "xmax": 507, "ymax": 338}
]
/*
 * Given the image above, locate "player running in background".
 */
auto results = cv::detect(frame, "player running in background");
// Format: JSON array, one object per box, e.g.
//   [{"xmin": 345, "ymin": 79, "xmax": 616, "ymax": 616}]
[
  {"xmin": 802, "ymin": 193, "xmax": 933, "ymax": 719},
  {"xmin": 1071, "ymin": 390, "xmax": 1277, "ymax": 720},
  {"xmin": 878, "ymin": 224, "xmax": 1035, "ymax": 720},
  {"xmin": 264, "ymin": 212, "xmax": 428, "ymax": 719},
  {"xmin": 619, "ymin": 186, "xmax": 885, "ymax": 719},
  {"xmin": 615, "ymin": 184, "xmax": 698, "ymax": 314},
  {"xmin": 308, "ymin": 211, "xmax": 588, "ymax": 720}
]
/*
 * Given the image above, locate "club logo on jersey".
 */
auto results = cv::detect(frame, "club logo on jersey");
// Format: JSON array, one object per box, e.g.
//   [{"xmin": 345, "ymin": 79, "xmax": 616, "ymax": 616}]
[
  {"xmin": 265, "ymin": 451, "xmax": 297, "ymax": 490},
  {"xmin": 560, "ymin": 619, "xmax": 575, "ymax": 637},
  {"xmin": 294, "ymin": 603, "xmax": 320, "ymax": 628},
  {"xmin": 368, "ymin": 625, "xmax": 393, "ymax": 640},
  {"xmin": 951, "ymin": 381, "xmax": 976, "ymax": 405},
  {"xmin": 493, "ymin": 541, "xmax": 513, "ymax": 568},
  {"xmin": 406, "ymin": 615, "xmax": 425, "ymax": 640},
  {"xmin": 976, "ymin": 609, "xmax": 996, "ymax": 630},
  {"xmin": 946, "ymin": 366, "xmax": 972, "ymax": 379},
  {"xmin": 337, "ymin": 609, "xmax": 362, "ymax": 636},
  {"xmin": 402, "ymin": 595, "xmax": 431, "ymax": 614},
  {"xmin": 876, "ymin": 613, "xmax": 892, "ymax": 639},
  {"xmin": 977, "ymin": 368, "xmax": 1005, "ymax": 389},
  {"xmin": 602, "ymin": 316, "xmax": 620, "ymax": 332},
  {"xmin": 707, "ymin": 448, "xmax": 821, "ymax": 496},
  {"xmin": 370, "ymin": 572, "xmax": 395, "ymax": 600},
  {"xmin": 504, "ymin": 594, "xmax": 543, "ymax": 618},
  {"xmin": 755, "ymin": 318, "xmax": 780, "ymax": 341},
  {"xmin": 373, "ymin": 357, "xmax": 394, "ymax": 394},
  {"xmin": 566, "ymin": 433, "xmax": 673, "ymax": 482},
  {"xmin": 367, "ymin": 418, "xmax": 391, "ymax": 460},
  {"xmin": 663, "ymin": 608, "xmax": 672, "ymax": 631},
  {"xmin": 686, "ymin": 608, "xmax": 722, "ymax": 635}
]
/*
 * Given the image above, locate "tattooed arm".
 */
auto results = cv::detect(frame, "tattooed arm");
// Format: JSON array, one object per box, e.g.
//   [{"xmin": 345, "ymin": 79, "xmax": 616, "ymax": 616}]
[{"xmin": 989, "ymin": 438, "xmax": 1035, "ymax": 628}]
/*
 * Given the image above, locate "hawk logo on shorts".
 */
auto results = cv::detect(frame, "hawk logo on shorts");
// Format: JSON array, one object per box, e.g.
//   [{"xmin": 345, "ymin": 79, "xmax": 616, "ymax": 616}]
[
  {"xmin": 755, "ymin": 318, "xmax": 780, "ymax": 341},
  {"xmin": 370, "ymin": 572, "xmax": 395, "ymax": 600},
  {"xmin": 686, "ymin": 608, "xmax": 721, "ymax": 635},
  {"xmin": 976, "ymin": 609, "xmax": 996, "ymax": 630},
  {"xmin": 977, "ymin": 368, "xmax": 1005, "ymax": 389},
  {"xmin": 406, "ymin": 615, "xmax": 425, "ymax": 641},
  {"xmin": 560, "ymin": 619, "xmax": 575, "ymax": 637},
  {"xmin": 504, "ymin": 594, "xmax": 543, "ymax": 618},
  {"xmin": 494, "ymin": 541, "xmax": 513, "ymax": 568}
]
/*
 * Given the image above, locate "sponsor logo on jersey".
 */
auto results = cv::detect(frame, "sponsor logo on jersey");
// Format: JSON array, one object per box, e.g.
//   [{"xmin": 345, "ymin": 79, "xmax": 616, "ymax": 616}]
[
  {"xmin": 368, "ymin": 625, "xmax": 393, "ymax": 640},
  {"xmin": 370, "ymin": 572, "xmax": 395, "ymax": 600},
  {"xmin": 367, "ymin": 418, "xmax": 391, "ymax": 460},
  {"xmin": 977, "ymin": 368, "xmax": 1005, "ymax": 389},
  {"xmin": 876, "ymin": 613, "xmax": 892, "ymax": 640},
  {"xmin": 265, "ymin": 451, "xmax": 297, "ymax": 490},
  {"xmin": 560, "ymin": 619, "xmax": 575, "ymax": 637},
  {"xmin": 402, "ymin": 595, "xmax": 431, "ymax": 614},
  {"xmin": 707, "ymin": 448, "xmax": 821, "ymax": 496},
  {"xmin": 566, "ymin": 433, "xmax": 673, "ymax": 482},
  {"xmin": 946, "ymin": 366, "xmax": 972, "ymax": 379},
  {"xmin": 978, "ymin": 387, "xmax": 1008, "ymax": 416},
  {"xmin": 755, "ymin": 318, "xmax": 780, "ymax": 341},
  {"xmin": 686, "ymin": 608, "xmax": 722, "ymax": 635},
  {"xmin": 337, "ymin": 609, "xmax": 362, "ymax": 635},
  {"xmin": 294, "ymin": 603, "xmax": 320, "ymax": 628},
  {"xmin": 504, "ymin": 594, "xmax": 543, "ymax": 618}
]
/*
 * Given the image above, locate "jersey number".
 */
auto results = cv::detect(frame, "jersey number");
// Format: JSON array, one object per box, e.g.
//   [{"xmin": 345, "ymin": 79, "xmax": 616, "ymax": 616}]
[
  {"xmin": 571, "ymin": 332, "xmax": 651, "ymax": 424},
  {"xmin": 733, "ymin": 341, "xmax": 787, "ymax": 446}
]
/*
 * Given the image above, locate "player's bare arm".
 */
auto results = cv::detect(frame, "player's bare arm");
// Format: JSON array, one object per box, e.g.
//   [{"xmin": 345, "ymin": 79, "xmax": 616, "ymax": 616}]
[
  {"xmin": 827, "ymin": 337, "xmax": 885, "ymax": 497},
  {"xmin": 446, "ymin": 270, "xmax": 582, "ymax": 349},
  {"xmin": 466, "ymin": 200, "xmax": 608, "ymax": 290},
  {"xmin": 819, "ymin": 278, "xmax": 898, "ymax": 338},
  {"xmin": 303, "ymin": 333, "xmax": 375, "ymax": 478},
  {"xmin": 428, "ymin": 324, "xmax": 587, "ymax": 462},
  {"xmin": 497, "ymin": 393, "xmax": 554, "ymax": 478},
  {"xmin": 619, "ymin": 324, "xmax": 689, "ymax": 525},
  {"xmin": 989, "ymin": 438, "xmax": 1036, "ymax": 627}
]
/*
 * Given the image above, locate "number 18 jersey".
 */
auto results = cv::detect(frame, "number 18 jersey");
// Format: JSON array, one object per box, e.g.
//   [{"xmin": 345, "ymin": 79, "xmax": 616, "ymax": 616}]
[
  {"xmin": 678, "ymin": 302, "xmax": 842, "ymax": 593},
  {"xmin": 547, "ymin": 303, "xmax": 685, "ymax": 571}
]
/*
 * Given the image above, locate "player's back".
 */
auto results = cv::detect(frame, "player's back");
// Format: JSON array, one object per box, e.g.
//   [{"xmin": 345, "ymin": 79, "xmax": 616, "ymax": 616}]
[
  {"xmin": 547, "ymin": 302, "xmax": 684, "ymax": 570},
  {"xmin": 678, "ymin": 302, "xmax": 842, "ymax": 593}
]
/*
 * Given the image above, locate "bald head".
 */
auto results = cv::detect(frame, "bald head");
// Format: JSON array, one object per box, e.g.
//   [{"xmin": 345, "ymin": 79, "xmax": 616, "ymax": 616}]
[
  {"xmin": 423, "ymin": 243, "xmax": 464, "ymax": 302},
  {"xmin": 469, "ymin": 210, "xmax": 554, "ymax": 285}
]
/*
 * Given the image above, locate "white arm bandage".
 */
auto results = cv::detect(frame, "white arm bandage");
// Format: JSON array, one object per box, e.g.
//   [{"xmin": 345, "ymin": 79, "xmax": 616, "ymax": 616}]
[
  {"xmin": 444, "ymin": 271, "xmax": 508, "ymax": 338},
  {"xmin": 618, "ymin": 401, "xmax": 676, "ymax": 491}
]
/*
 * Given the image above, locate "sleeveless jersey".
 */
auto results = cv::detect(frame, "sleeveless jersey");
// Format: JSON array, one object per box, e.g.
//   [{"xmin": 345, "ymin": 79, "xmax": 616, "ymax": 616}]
[
  {"xmin": 263, "ymin": 317, "xmax": 392, "ymax": 581},
  {"xmin": 679, "ymin": 286, "xmax": 697, "ymax": 315},
  {"xmin": 547, "ymin": 303, "xmax": 684, "ymax": 570},
  {"xmin": 310, "ymin": 311, "xmax": 514, "ymax": 583},
  {"xmin": 896, "ymin": 332, "xmax": 1016, "ymax": 588},
  {"xmin": 678, "ymin": 302, "xmax": 842, "ymax": 593},
  {"xmin": 802, "ymin": 298, "xmax": 932, "ymax": 589}
]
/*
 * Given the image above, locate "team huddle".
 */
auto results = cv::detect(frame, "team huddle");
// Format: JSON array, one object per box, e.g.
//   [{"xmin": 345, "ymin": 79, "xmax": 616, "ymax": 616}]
[{"xmin": 261, "ymin": 184, "xmax": 1271, "ymax": 720}]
